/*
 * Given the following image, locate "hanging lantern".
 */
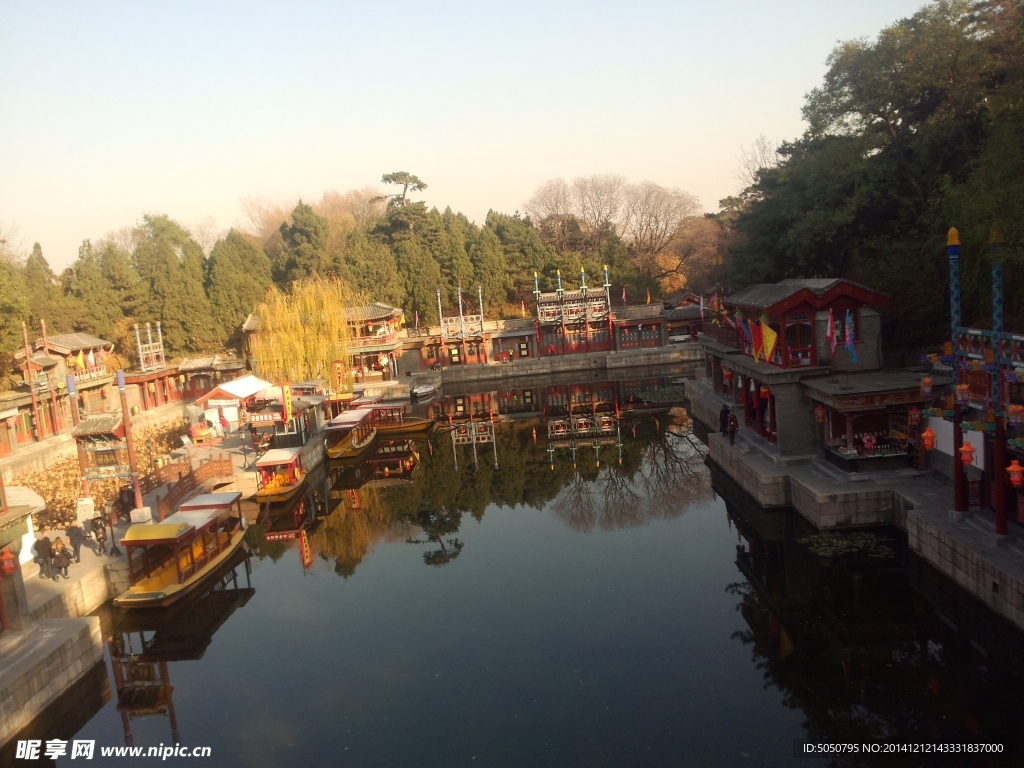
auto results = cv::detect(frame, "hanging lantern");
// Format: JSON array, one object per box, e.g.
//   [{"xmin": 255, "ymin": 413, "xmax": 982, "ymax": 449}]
[
  {"xmin": 1008, "ymin": 460, "xmax": 1024, "ymax": 489},
  {"xmin": 0, "ymin": 547, "xmax": 15, "ymax": 576},
  {"xmin": 723, "ymin": 369, "xmax": 734, "ymax": 382},
  {"xmin": 178, "ymin": 374, "xmax": 186, "ymax": 384},
  {"xmin": 959, "ymin": 442, "xmax": 976, "ymax": 466},
  {"xmin": 815, "ymin": 404, "xmax": 825, "ymax": 423},
  {"xmin": 759, "ymin": 386, "xmax": 770, "ymax": 399},
  {"xmin": 921, "ymin": 377, "xmax": 932, "ymax": 397},
  {"xmin": 955, "ymin": 384, "xmax": 971, "ymax": 406},
  {"xmin": 908, "ymin": 406, "xmax": 921, "ymax": 426},
  {"xmin": 148, "ymin": 382, "xmax": 157, "ymax": 393},
  {"xmin": 922, "ymin": 427, "xmax": 936, "ymax": 451}
]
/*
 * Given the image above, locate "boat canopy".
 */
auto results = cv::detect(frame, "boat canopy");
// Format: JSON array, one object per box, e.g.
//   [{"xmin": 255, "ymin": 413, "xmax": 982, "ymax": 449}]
[
  {"xmin": 326, "ymin": 408, "xmax": 373, "ymax": 429},
  {"xmin": 178, "ymin": 492, "xmax": 243, "ymax": 511},
  {"xmin": 256, "ymin": 447, "xmax": 303, "ymax": 467},
  {"xmin": 122, "ymin": 521, "xmax": 194, "ymax": 544}
]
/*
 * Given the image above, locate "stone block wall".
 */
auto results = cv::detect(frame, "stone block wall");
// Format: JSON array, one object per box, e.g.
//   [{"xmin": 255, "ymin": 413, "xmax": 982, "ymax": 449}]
[
  {"xmin": 28, "ymin": 562, "xmax": 113, "ymax": 621},
  {"xmin": 708, "ymin": 435, "xmax": 790, "ymax": 508},
  {"xmin": 0, "ymin": 618, "xmax": 104, "ymax": 748}
]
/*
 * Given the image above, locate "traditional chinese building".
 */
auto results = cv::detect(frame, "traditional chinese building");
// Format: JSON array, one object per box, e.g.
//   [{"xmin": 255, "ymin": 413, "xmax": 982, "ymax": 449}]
[
  {"xmin": 533, "ymin": 269, "xmax": 613, "ymax": 356},
  {"xmin": 692, "ymin": 278, "xmax": 928, "ymax": 470}
]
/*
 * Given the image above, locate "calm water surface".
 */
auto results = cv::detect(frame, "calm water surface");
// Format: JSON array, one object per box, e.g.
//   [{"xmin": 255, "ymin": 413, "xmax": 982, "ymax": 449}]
[{"xmin": 11, "ymin": 376, "xmax": 1024, "ymax": 767}]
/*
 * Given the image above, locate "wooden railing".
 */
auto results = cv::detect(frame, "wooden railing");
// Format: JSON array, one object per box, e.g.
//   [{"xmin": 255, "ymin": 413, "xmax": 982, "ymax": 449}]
[{"xmin": 154, "ymin": 454, "xmax": 235, "ymax": 521}]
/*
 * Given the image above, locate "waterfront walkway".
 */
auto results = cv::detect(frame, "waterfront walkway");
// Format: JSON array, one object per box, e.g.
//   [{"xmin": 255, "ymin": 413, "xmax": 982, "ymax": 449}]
[{"xmin": 695, "ymin": 378, "xmax": 1024, "ymax": 633}]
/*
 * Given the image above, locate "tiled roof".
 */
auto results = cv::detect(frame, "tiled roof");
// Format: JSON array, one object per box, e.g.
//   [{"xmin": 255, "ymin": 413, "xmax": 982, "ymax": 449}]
[
  {"xmin": 36, "ymin": 333, "xmax": 112, "ymax": 354},
  {"xmin": 726, "ymin": 278, "xmax": 887, "ymax": 311},
  {"xmin": 243, "ymin": 304, "xmax": 403, "ymax": 331},
  {"xmin": 664, "ymin": 305, "xmax": 703, "ymax": 321},
  {"xmin": 612, "ymin": 305, "xmax": 664, "ymax": 320},
  {"xmin": 73, "ymin": 414, "xmax": 123, "ymax": 436}
]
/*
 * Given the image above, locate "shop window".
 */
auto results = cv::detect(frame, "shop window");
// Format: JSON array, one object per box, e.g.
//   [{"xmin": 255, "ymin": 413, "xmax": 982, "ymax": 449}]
[{"xmin": 518, "ymin": 342, "xmax": 530, "ymax": 358}]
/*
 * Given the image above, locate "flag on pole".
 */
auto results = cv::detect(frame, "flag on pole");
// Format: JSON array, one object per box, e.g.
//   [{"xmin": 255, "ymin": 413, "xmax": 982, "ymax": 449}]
[
  {"xmin": 645, "ymin": 288, "xmax": 651, "ymax": 305},
  {"xmin": 827, "ymin": 308, "xmax": 837, "ymax": 357},
  {"xmin": 739, "ymin": 316, "xmax": 752, "ymax": 344},
  {"xmin": 622, "ymin": 287, "xmax": 627, "ymax": 304},
  {"xmin": 699, "ymin": 295, "xmax": 705, "ymax": 319},
  {"xmin": 520, "ymin": 300, "xmax": 526, "ymax": 316},
  {"xmin": 414, "ymin": 311, "xmax": 419, "ymax": 331},
  {"xmin": 76, "ymin": 350, "xmax": 85, "ymax": 370},
  {"xmin": 761, "ymin": 320, "xmax": 778, "ymax": 362},
  {"xmin": 845, "ymin": 309, "xmax": 858, "ymax": 362},
  {"xmin": 750, "ymin": 322, "xmax": 764, "ymax": 362}
]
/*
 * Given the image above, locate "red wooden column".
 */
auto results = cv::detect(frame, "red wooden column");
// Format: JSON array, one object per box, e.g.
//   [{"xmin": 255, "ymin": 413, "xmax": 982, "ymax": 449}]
[{"xmin": 753, "ymin": 383, "xmax": 762, "ymax": 434}]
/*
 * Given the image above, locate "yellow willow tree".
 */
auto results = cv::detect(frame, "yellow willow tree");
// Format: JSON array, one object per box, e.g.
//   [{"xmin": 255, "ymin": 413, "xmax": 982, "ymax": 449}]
[{"xmin": 249, "ymin": 277, "xmax": 358, "ymax": 389}]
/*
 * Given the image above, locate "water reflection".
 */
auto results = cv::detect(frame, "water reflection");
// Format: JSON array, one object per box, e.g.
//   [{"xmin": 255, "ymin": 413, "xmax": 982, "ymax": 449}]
[{"xmin": 713, "ymin": 462, "xmax": 1024, "ymax": 765}]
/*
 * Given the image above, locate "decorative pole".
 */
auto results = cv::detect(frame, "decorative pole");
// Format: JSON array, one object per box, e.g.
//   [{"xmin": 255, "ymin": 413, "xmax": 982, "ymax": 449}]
[
  {"xmin": 436, "ymin": 289, "xmax": 446, "ymax": 365},
  {"xmin": 134, "ymin": 324, "xmax": 145, "ymax": 372},
  {"xmin": 992, "ymin": 231, "xmax": 1007, "ymax": 537},
  {"xmin": 478, "ymin": 285, "xmax": 488, "ymax": 364},
  {"xmin": 949, "ymin": 228, "xmax": 967, "ymax": 514},
  {"xmin": 68, "ymin": 375, "xmax": 89, "ymax": 496},
  {"xmin": 581, "ymin": 268, "xmax": 590, "ymax": 353},
  {"xmin": 22, "ymin": 323, "xmax": 41, "ymax": 441},
  {"xmin": 604, "ymin": 264, "xmax": 614, "ymax": 351},
  {"xmin": 155, "ymin": 321, "xmax": 165, "ymax": 368},
  {"xmin": 40, "ymin": 320, "xmax": 63, "ymax": 433},
  {"xmin": 457, "ymin": 286, "xmax": 468, "ymax": 364},
  {"xmin": 117, "ymin": 370, "xmax": 145, "ymax": 511},
  {"xmin": 557, "ymin": 270, "xmax": 566, "ymax": 354},
  {"xmin": 533, "ymin": 271, "xmax": 543, "ymax": 357}
]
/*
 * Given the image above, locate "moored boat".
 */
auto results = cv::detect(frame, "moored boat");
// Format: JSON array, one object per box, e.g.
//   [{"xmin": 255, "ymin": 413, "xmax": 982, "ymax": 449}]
[
  {"xmin": 324, "ymin": 408, "xmax": 377, "ymax": 463},
  {"xmin": 370, "ymin": 405, "xmax": 437, "ymax": 438},
  {"xmin": 115, "ymin": 492, "xmax": 247, "ymax": 609},
  {"xmin": 411, "ymin": 384, "xmax": 437, "ymax": 401},
  {"xmin": 255, "ymin": 447, "xmax": 307, "ymax": 503}
]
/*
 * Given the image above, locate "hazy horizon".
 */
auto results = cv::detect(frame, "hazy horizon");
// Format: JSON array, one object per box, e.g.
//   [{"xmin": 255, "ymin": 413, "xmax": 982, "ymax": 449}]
[{"xmin": 1, "ymin": 1, "xmax": 927, "ymax": 269}]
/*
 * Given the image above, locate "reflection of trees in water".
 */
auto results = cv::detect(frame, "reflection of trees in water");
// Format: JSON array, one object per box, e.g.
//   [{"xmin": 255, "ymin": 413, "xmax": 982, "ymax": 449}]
[
  {"xmin": 305, "ymin": 411, "xmax": 712, "ymax": 574},
  {"xmin": 551, "ymin": 416, "xmax": 710, "ymax": 532}
]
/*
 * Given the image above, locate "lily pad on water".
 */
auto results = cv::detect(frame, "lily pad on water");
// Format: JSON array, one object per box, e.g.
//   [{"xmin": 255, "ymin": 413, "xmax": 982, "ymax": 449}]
[{"xmin": 797, "ymin": 531, "xmax": 896, "ymax": 559}]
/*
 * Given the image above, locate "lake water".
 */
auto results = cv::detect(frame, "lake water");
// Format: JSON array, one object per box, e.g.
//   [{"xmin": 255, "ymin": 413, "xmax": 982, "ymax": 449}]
[{"xmin": 9, "ymin": 372, "xmax": 1024, "ymax": 767}]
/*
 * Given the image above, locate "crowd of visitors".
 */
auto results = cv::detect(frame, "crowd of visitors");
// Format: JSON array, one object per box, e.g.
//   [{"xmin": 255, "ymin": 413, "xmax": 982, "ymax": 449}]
[{"xmin": 30, "ymin": 513, "xmax": 113, "ymax": 582}]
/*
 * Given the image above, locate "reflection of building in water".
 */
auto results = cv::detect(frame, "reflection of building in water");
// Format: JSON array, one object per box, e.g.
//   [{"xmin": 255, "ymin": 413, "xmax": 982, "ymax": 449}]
[
  {"xmin": 108, "ymin": 550, "xmax": 253, "ymax": 747},
  {"xmin": 713, "ymin": 461, "xmax": 1024, "ymax": 751}
]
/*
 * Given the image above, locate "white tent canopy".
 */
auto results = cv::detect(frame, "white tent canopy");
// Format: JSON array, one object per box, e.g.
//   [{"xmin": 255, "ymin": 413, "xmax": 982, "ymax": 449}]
[{"xmin": 196, "ymin": 375, "xmax": 273, "ymax": 407}]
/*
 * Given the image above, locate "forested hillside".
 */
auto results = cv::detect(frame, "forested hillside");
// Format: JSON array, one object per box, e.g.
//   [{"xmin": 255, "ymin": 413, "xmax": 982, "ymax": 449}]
[
  {"xmin": 728, "ymin": 0, "xmax": 1024, "ymax": 356},
  {"xmin": 0, "ymin": 174, "xmax": 722, "ymax": 385}
]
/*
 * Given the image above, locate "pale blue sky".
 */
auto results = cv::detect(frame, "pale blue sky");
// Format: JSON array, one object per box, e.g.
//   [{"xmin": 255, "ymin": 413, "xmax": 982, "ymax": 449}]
[{"xmin": 0, "ymin": 1, "xmax": 928, "ymax": 269}]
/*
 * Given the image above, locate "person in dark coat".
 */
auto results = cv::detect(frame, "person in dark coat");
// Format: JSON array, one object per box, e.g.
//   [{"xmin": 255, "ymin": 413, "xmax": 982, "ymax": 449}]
[
  {"xmin": 65, "ymin": 522, "xmax": 86, "ymax": 564},
  {"xmin": 719, "ymin": 404, "xmax": 730, "ymax": 436},
  {"xmin": 52, "ymin": 537, "xmax": 72, "ymax": 579},
  {"xmin": 33, "ymin": 530, "xmax": 54, "ymax": 580},
  {"xmin": 728, "ymin": 410, "xmax": 739, "ymax": 446},
  {"xmin": 92, "ymin": 514, "xmax": 108, "ymax": 556}
]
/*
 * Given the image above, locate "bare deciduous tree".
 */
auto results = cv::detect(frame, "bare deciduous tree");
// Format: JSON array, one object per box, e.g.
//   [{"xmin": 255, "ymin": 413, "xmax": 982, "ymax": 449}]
[
  {"xmin": 239, "ymin": 196, "xmax": 295, "ymax": 242},
  {"xmin": 622, "ymin": 182, "xmax": 701, "ymax": 275},
  {"xmin": 654, "ymin": 216, "xmax": 725, "ymax": 293},
  {"xmin": 0, "ymin": 219, "xmax": 22, "ymax": 262},
  {"xmin": 734, "ymin": 135, "xmax": 780, "ymax": 190},
  {"xmin": 190, "ymin": 216, "xmax": 223, "ymax": 256},
  {"xmin": 571, "ymin": 174, "xmax": 626, "ymax": 234}
]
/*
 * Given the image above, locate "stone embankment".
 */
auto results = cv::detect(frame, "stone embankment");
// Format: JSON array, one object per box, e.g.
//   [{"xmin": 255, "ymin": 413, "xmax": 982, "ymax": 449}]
[
  {"xmin": 688, "ymin": 375, "xmax": 1024, "ymax": 633},
  {"xmin": 441, "ymin": 345, "xmax": 701, "ymax": 385}
]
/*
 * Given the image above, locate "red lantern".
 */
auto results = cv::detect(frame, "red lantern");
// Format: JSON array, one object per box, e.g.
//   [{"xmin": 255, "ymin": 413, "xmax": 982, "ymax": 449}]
[
  {"xmin": 908, "ymin": 406, "xmax": 921, "ymax": 426},
  {"xmin": 959, "ymin": 442, "xmax": 976, "ymax": 466},
  {"xmin": 723, "ymin": 369, "xmax": 734, "ymax": 382},
  {"xmin": 759, "ymin": 386, "xmax": 770, "ymax": 398},
  {"xmin": 0, "ymin": 547, "xmax": 15, "ymax": 576},
  {"xmin": 815, "ymin": 404, "xmax": 825, "ymax": 423},
  {"xmin": 1008, "ymin": 460, "xmax": 1024, "ymax": 489},
  {"xmin": 921, "ymin": 377, "xmax": 932, "ymax": 397},
  {"xmin": 922, "ymin": 427, "xmax": 936, "ymax": 451}
]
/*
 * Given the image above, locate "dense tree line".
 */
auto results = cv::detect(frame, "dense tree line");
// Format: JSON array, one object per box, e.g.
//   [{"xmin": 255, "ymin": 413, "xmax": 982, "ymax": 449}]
[
  {"xmin": 727, "ymin": 0, "xmax": 1024, "ymax": 356},
  {"xmin": 0, "ymin": 173, "xmax": 719, "ymax": 386}
]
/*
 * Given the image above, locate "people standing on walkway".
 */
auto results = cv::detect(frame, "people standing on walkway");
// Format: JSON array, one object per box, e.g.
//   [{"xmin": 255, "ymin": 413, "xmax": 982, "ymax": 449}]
[
  {"xmin": 33, "ymin": 529, "xmax": 54, "ymax": 580},
  {"xmin": 719, "ymin": 404, "xmax": 730, "ymax": 436},
  {"xmin": 92, "ymin": 513, "xmax": 108, "ymax": 556},
  {"xmin": 728, "ymin": 410, "xmax": 739, "ymax": 446},
  {"xmin": 65, "ymin": 521, "xmax": 85, "ymax": 564},
  {"xmin": 52, "ymin": 537, "xmax": 71, "ymax": 579}
]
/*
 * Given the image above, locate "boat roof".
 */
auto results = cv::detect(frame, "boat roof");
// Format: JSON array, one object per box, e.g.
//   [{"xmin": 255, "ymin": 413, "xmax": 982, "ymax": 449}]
[
  {"xmin": 326, "ymin": 408, "xmax": 373, "ymax": 428},
  {"xmin": 178, "ymin": 492, "xmax": 242, "ymax": 511},
  {"xmin": 256, "ymin": 447, "xmax": 303, "ymax": 466},
  {"xmin": 121, "ymin": 508, "xmax": 223, "ymax": 544}
]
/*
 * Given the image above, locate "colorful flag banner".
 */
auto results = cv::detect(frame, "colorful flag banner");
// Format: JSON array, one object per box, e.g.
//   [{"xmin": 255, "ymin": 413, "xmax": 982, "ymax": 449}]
[
  {"xmin": 622, "ymin": 287, "xmax": 627, "ymax": 304},
  {"xmin": 761, "ymin": 321, "xmax": 778, "ymax": 362},
  {"xmin": 739, "ymin": 317, "xmax": 753, "ymax": 344},
  {"xmin": 645, "ymin": 288, "xmax": 651, "ymax": 305},
  {"xmin": 827, "ymin": 308, "xmax": 837, "ymax": 357},
  {"xmin": 750, "ymin": 322, "xmax": 764, "ymax": 361},
  {"xmin": 845, "ymin": 309, "xmax": 858, "ymax": 362}
]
